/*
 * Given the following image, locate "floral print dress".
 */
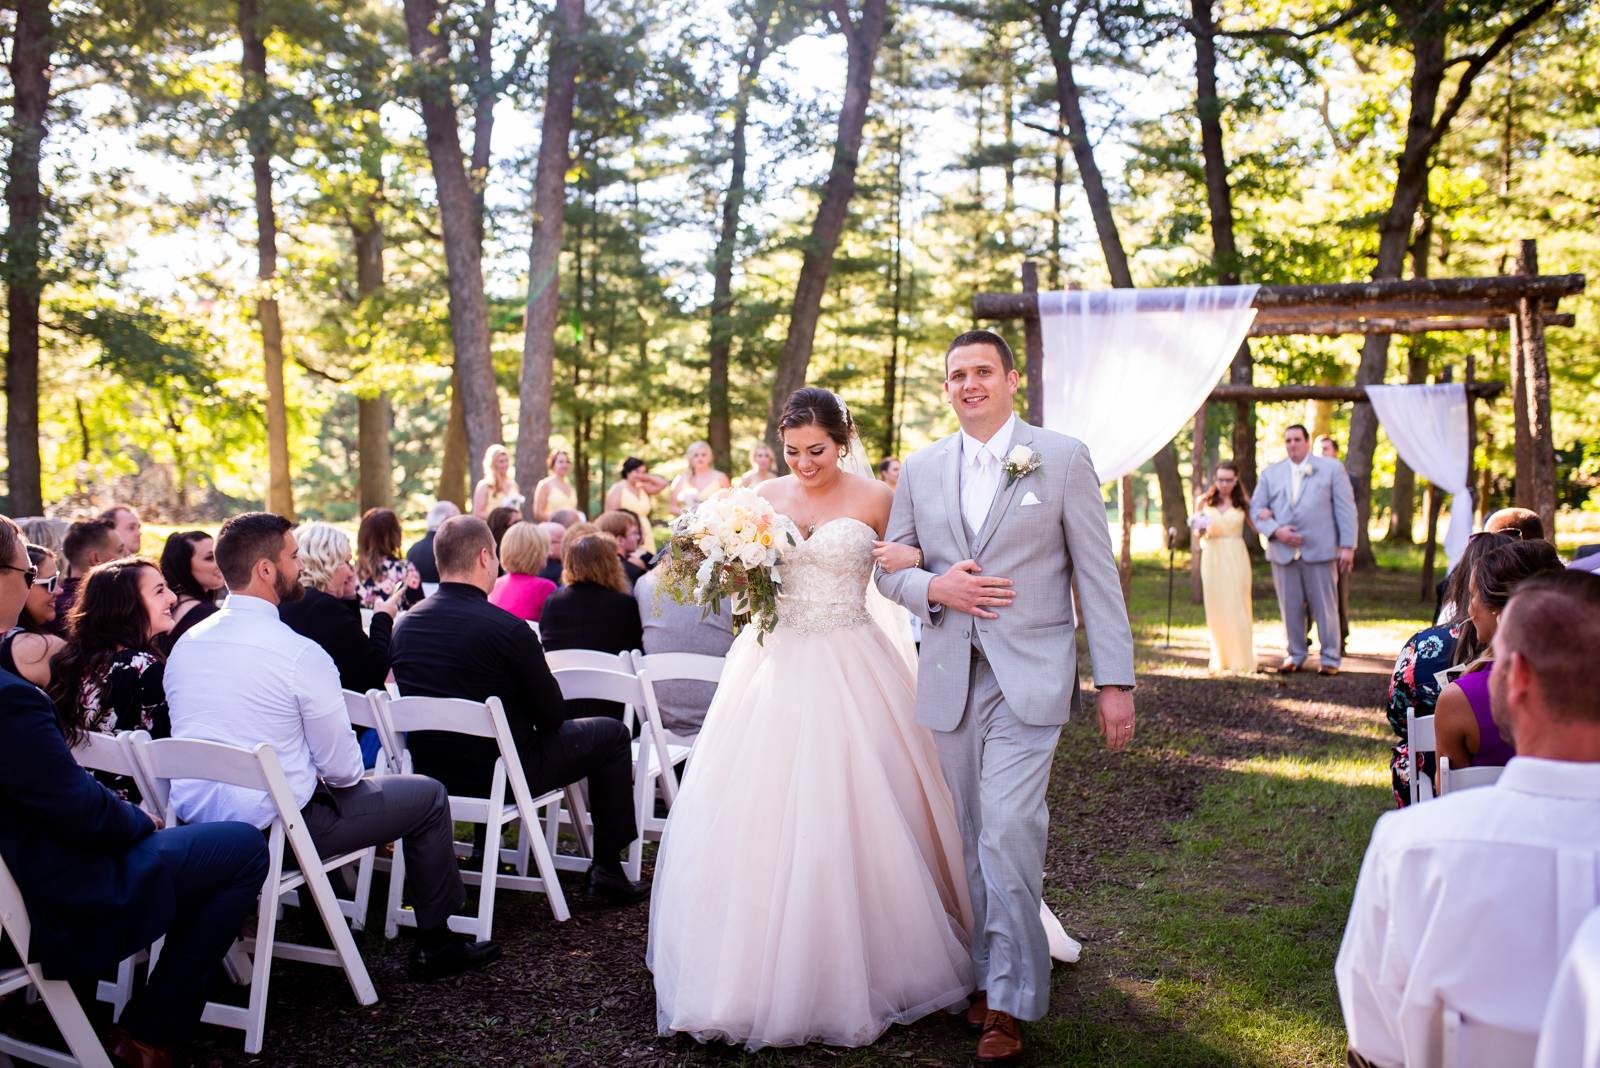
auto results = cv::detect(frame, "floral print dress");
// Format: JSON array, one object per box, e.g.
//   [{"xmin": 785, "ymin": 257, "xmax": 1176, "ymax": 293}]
[
  {"xmin": 80, "ymin": 649, "xmax": 170, "ymax": 737},
  {"xmin": 1385, "ymin": 622, "xmax": 1459, "ymax": 806},
  {"xmin": 357, "ymin": 556, "xmax": 424, "ymax": 611}
]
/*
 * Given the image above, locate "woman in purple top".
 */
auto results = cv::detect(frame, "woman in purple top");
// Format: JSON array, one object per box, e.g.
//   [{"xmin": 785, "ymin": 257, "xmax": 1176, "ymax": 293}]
[
  {"xmin": 1435, "ymin": 538, "xmax": 1563, "ymax": 776},
  {"xmin": 488, "ymin": 522, "xmax": 557, "ymax": 622}
]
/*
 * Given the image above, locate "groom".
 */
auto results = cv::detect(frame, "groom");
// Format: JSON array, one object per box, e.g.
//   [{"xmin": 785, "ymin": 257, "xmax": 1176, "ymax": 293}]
[{"xmin": 876, "ymin": 329, "xmax": 1135, "ymax": 1063}]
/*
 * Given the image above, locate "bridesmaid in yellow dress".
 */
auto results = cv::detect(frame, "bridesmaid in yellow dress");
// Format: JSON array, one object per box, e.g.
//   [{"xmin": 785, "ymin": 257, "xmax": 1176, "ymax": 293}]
[
  {"xmin": 472, "ymin": 444, "xmax": 522, "ymax": 517},
  {"xmin": 604, "ymin": 456, "xmax": 670, "ymax": 555},
  {"xmin": 532, "ymin": 448, "xmax": 580, "ymax": 520},
  {"xmin": 1193, "ymin": 461, "xmax": 1256, "ymax": 673}
]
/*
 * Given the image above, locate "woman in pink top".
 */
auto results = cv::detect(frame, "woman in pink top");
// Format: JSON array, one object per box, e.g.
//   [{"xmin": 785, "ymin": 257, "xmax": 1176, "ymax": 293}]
[{"xmin": 488, "ymin": 521, "xmax": 557, "ymax": 622}]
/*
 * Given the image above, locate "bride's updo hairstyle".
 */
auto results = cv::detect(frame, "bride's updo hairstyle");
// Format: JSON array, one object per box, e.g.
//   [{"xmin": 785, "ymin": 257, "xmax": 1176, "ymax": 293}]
[{"xmin": 778, "ymin": 387, "xmax": 856, "ymax": 454}]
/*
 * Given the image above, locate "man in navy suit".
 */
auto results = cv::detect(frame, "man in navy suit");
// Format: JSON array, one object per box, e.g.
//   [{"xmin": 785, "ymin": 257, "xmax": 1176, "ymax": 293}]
[{"xmin": 0, "ymin": 514, "xmax": 268, "ymax": 1068}]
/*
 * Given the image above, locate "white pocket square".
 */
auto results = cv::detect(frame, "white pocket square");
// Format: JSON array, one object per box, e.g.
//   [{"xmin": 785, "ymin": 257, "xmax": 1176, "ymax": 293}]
[{"xmin": 1020, "ymin": 492, "xmax": 1043, "ymax": 507}]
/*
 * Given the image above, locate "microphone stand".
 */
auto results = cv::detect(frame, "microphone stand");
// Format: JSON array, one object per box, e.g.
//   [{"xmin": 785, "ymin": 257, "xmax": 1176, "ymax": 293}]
[{"xmin": 1164, "ymin": 526, "xmax": 1177, "ymax": 648}]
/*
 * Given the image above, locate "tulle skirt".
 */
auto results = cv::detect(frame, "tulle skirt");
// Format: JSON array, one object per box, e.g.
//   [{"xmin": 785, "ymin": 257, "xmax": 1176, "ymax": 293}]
[{"xmin": 646, "ymin": 618, "xmax": 976, "ymax": 1050}]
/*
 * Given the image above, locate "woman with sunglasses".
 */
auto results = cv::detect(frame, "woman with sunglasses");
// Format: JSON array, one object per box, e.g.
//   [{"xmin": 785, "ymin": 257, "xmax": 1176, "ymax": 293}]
[{"xmin": 0, "ymin": 542, "xmax": 66, "ymax": 688}]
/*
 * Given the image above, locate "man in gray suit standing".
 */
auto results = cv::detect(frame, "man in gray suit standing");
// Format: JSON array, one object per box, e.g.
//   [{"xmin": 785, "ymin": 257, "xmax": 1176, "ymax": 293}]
[
  {"xmin": 1250, "ymin": 424, "xmax": 1357, "ymax": 675},
  {"xmin": 875, "ymin": 330, "xmax": 1135, "ymax": 1064}
]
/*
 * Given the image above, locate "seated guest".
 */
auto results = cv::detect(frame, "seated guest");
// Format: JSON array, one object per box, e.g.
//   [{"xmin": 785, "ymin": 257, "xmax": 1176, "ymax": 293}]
[
  {"xmin": 48, "ymin": 559, "xmax": 177, "ymax": 739},
  {"xmin": 164, "ymin": 512, "xmax": 497, "ymax": 979},
  {"xmin": 549, "ymin": 508, "xmax": 584, "ymax": 528},
  {"xmin": 18, "ymin": 516, "xmax": 65, "ymax": 565},
  {"xmin": 158, "ymin": 530, "xmax": 226, "ymax": 655},
  {"xmin": 1336, "ymin": 571, "xmax": 1600, "ymax": 1068},
  {"xmin": 486, "ymin": 505, "xmax": 520, "ymax": 556},
  {"xmin": 537, "ymin": 521, "xmax": 566, "ymax": 585},
  {"xmin": 1484, "ymin": 506, "xmax": 1544, "ymax": 542},
  {"xmin": 100, "ymin": 503, "xmax": 143, "ymax": 555},
  {"xmin": 1535, "ymin": 907, "xmax": 1600, "ymax": 1068},
  {"xmin": 1, "ymin": 541, "xmax": 66, "ymax": 688},
  {"xmin": 355, "ymin": 507, "xmax": 423, "ymax": 611},
  {"xmin": 281, "ymin": 522, "xmax": 400, "ymax": 694},
  {"xmin": 0, "ymin": 514, "xmax": 270, "ymax": 1068},
  {"xmin": 1434, "ymin": 539, "xmax": 1564, "ymax": 777},
  {"xmin": 51, "ymin": 517, "xmax": 119, "ymax": 633},
  {"xmin": 540, "ymin": 533, "xmax": 644, "ymax": 720},
  {"xmin": 596, "ymin": 510, "xmax": 650, "ymax": 587},
  {"xmin": 406, "ymin": 500, "xmax": 460, "ymax": 585},
  {"xmin": 388, "ymin": 516, "xmax": 646, "ymax": 903},
  {"xmin": 1385, "ymin": 531, "xmax": 1515, "ymax": 805},
  {"xmin": 634, "ymin": 565, "xmax": 732, "ymax": 737},
  {"xmin": 489, "ymin": 521, "xmax": 557, "ymax": 622}
]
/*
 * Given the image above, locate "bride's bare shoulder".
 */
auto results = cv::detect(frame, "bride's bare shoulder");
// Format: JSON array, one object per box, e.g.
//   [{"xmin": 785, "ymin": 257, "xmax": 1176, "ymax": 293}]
[{"xmin": 756, "ymin": 476, "xmax": 795, "ymax": 505}]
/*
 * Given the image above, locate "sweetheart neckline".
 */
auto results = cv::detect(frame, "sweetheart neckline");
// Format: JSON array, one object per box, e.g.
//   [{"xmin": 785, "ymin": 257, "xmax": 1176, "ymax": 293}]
[{"xmin": 793, "ymin": 515, "xmax": 876, "ymax": 544}]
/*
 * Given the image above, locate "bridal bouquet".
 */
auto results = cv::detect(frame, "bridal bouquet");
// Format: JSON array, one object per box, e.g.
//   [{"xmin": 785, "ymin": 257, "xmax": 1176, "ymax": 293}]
[{"xmin": 656, "ymin": 487, "xmax": 801, "ymax": 643}]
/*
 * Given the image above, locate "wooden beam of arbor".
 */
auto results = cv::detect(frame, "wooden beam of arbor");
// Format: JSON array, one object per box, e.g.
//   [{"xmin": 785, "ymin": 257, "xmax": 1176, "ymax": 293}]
[
  {"xmin": 1249, "ymin": 313, "xmax": 1576, "ymax": 337},
  {"xmin": 973, "ymin": 273, "xmax": 1586, "ymax": 321},
  {"xmin": 1207, "ymin": 382, "xmax": 1506, "ymax": 403}
]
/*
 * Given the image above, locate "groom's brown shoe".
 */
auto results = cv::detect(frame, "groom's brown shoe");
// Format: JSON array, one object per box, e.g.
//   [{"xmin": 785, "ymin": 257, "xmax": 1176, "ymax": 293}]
[
  {"xmin": 975, "ymin": 1010, "xmax": 1023, "ymax": 1063},
  {"xmin": 964, "ymin": 991, "xmax": 988, "ymax": 1030}
]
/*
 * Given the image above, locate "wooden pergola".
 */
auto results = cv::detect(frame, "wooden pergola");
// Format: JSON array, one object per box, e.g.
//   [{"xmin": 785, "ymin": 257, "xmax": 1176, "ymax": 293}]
[{"xmin": 973, "ymin": 240, "xmax": 1585, "ymax": 596}]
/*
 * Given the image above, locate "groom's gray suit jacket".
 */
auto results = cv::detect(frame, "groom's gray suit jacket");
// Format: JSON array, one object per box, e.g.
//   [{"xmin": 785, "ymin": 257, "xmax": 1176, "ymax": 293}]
[
  {"xmin": 1249, "ymin": 455, "xmax": 1357, "ymax": 567},
  {"xmin": 876, "ymin": 422, "xmax": 1135, "ymax": 730}
]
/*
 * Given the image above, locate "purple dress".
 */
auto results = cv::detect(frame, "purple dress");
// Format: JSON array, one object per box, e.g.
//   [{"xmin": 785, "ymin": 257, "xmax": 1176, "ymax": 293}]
[{"xmin": 1456, "ymin": 666, "xmax": 1515, "ymax": 767}]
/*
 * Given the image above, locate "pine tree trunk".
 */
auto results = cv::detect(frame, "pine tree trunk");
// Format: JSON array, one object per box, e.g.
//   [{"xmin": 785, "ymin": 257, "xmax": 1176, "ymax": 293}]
[
  {"xmin": 240, "ymin": 0, "xmax": 294, "ymax": 517},
  {"xmin": 1039, "ymin": 0, "xmax": 1188, "ymax": 540},
  {"xmin": 402, "ymin": 0, "xmax": 503, "ymax": 476},
  {"xmin": 354, "ymin": 219, "xmax": 392, "ymax": 512},
  {"xmin": 516, "ymin": 0, "xmax": 584, "ymax": 492},
  {"xmin": 1387, "ymin": 204, "xmax": 1435, "ymax": 543},
  {"xmin": 3, "ymin": 0, "xmax": 51, "ymax": 516},
  {"xmin": 763, "ymin": 0, "xmax": 891, "ymax": 454},
  {"xmin": 708, "ymin": 2, "xmax": 777, "ymax": 465}
]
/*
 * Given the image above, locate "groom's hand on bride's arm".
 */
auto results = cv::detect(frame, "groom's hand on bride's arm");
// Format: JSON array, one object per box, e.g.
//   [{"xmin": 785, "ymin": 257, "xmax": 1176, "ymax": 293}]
[
  {"xmin": 928, "ymin": 559, "xmax": 1014, "ymax": 620},
  {"xmin": 1095, "ymin": 686, "xmax": 1135, "ymax": 752}
]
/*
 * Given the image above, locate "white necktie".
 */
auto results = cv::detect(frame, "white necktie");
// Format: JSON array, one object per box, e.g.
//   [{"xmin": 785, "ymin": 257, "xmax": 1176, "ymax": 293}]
[
  {"xmin": 1292, "ymin": 462, "xmax": 1310, "ymax": 505},
  {"xmin": 964, "ymin": 448, "xmax": 997, "ymax": 535}
]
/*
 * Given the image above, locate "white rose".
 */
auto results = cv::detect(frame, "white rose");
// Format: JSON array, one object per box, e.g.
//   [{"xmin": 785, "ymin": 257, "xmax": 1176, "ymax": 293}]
[
  {"xmin": 737, "ymin": 542, "xmax": 767, "ymax": 569},
  {"xmin": 1007, "ymin": 444, "xmax": 1034, "ymax": 467}
]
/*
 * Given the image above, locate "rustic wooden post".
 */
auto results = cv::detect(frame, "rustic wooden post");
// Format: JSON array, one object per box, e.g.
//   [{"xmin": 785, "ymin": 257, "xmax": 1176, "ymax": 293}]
[
  {"xmin": 1119, "ymin": 474, "xmax": 1134, "ymax": 601},
  {"xmin": 1515, "ymin": 240, "xmax": 1557, "ymax": 538},
  {"xmin": 1190, "ymin": 402, "xmax": 1206, "ymax": 603},
  {"xmin": 1021, "ymin": 262, "xmax": 1045, "ymax": 426}
]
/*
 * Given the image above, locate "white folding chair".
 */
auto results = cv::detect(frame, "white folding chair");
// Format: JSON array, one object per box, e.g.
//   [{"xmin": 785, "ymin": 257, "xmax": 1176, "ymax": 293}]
[
  {"xmin": 545, "ymin": 648, "xmax": 632, "ymax": 676},
  {"xmin": 551, "ymin": 665, "xmax": 675, "ymax": 881},
  {"xmin": 133, "ymin": 738, "xmax": 378, "ymax": 1054},
  {"xmin": 380, "ymin": 694, "xmax": 582, "ymax": 939},
  {"xmin": 69, "ymin": 730, "xmax": 160, "ymax": 1022},
  {"xmin": 343, "ymin": 688, "xmax": 401, "ymax": 776},
  {"xmin": 1407, "ymin": 707, "xmax": 1437, "ymax": 804},
  {"xmin": 1442, "ymin": 1005, "xmax": 1539, "ymax": 1067},
  {"xmin": 630, "ymin": 651, "xmax": 721, "ymax": 830},
  {"xmin": 526, "ymin": 619, "xmax": 540, "ymax": 641},
  {"xmin": 0, "ymin": 855, "xmax": 115, "ymax": 1068},
  {"xmin": 421, "ymin": 582, "xmax": 440, "ymax": 598},
  {"xmin": 1437, "ymin": 757, "xmax": 1505, "ymax": 796}
]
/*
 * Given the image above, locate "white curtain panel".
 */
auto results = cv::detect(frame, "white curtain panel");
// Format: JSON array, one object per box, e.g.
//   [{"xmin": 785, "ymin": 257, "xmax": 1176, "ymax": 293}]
[
  {"xmin": 1036, "ymin": 285, "xmax": 1260, "ymax": 484},
  {"xmin": 1366, "ymin": 383, "xmax": 1473, "ymax": 568}
]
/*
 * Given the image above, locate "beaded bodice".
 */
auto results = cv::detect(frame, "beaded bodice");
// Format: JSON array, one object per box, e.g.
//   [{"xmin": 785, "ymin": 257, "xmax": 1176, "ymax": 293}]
[{"xmin": 775, "ymin": 517, "xmax": 876, "ymax": 636}]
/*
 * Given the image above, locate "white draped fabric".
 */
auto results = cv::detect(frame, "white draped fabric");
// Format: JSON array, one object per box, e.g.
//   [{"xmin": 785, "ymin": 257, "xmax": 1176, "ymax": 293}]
[
  {"xmin": 1036, "ymin": 285, "xmax": 1260, "ymax": 484},
  {"xmin": 1365, "ymin": 383, "xmax": 1472, "ymax": 569}
]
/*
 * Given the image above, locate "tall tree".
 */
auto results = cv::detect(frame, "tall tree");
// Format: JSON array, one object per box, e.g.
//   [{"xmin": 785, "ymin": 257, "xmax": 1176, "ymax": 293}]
[
  {"xmin": 516, "ymin": 0, "xmax": 585, "ymax": 493},
  {"xmin": 763, "ymin": 0, "xmax": 891, "ymax": 452},
  {"xmin": 3, "ymin": 0, "xmax": 52, "ymax": 515},
  {"xmin": 1343, "ymin": 0, "xmax": 1556, "ymax": 564},
  {"xmin": 1034, "ymin": 0, "xmax": 1189, "ymax": 539},
  {"xmin": 239, "ymin": 0, "xmax": 294, "ymax": 516},
  {"xmin": 402, "ymin": 0, "xmax": 504, "ymax": 495},
  {"xmin": 708, "ymin": 0, "xmax": 781, "ymax": 464}
]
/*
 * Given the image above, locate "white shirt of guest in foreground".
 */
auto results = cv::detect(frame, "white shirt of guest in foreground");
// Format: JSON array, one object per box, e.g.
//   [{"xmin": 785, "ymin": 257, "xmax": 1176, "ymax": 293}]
[
  {"xmin": 163, "ymin": 593, "xmax": 364, "ymax": 829},
  {"xmin": 1335, "ymin": 757, "xmax": 1600, "ymax": 1068}
]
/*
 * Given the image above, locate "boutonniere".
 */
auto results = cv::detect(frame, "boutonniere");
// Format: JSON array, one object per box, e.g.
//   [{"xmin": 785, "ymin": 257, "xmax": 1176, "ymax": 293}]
[{"xmin": 1003, "ymin": 444, "xmax": 1043, "ymax": 488}]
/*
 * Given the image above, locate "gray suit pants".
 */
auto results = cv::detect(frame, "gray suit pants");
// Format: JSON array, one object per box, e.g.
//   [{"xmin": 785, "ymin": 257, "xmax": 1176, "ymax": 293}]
[
  {"xmin": 933, "ymin": 654, "xmax": 1060, "ymax": 1022},
  {"xmin": 1272, "ymin": 559, "xmax": 1341, "ymax": 668}
]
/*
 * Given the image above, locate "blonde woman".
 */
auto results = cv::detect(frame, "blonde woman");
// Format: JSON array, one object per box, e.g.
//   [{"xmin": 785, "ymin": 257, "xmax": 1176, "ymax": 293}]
[
  {"xmin": 532, "ymin": 448, "xmax": 580, "ymax": 522},
  {"xmin": 281, "ymin": 521, "xmax": 401, "ymax": 696},
  {"xmin": 472, "ymin": 444, "xmax": 523, "ymax": 517},
  {"xmin": 739, "ymin": 443, "xmax": 778, "ymax": 488},
  {"xmin": 668, "ymin": 440, "xmax": 730, "ymax": 517},
  {"xmin": 488, "ymin": 521, "xmax": 557, "ymax": 622}
]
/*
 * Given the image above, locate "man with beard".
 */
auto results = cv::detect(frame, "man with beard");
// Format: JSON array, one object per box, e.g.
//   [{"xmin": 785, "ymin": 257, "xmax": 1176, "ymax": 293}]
[
  {"xmin": 1336, "ymin": 570, "xmax": 1600, "ymax": 1067},
  {"xmin": 164, "ymin": 513, "xmax": 499, "ymax": 981}
]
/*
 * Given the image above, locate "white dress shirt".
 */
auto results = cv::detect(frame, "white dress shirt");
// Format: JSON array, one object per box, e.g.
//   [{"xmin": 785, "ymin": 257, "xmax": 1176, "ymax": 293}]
[
  {"xmin": 1536, "ymin": 906, "xmax": 1600, "ymax": 1068},
  {"xmin": 1290, "ymin": 458, "xmax": 1313, "ymax": 504},
  {"xmin": 164, "ymin": 593, "xmax": 364, "ymax": 829},
  {"xmin": 960, "ymin": 413, "xmax": 1017, "ymax": 536},
  {"xmin": 1335, "ymin": 757, "xmax": 1600, "ymax": 1068}
]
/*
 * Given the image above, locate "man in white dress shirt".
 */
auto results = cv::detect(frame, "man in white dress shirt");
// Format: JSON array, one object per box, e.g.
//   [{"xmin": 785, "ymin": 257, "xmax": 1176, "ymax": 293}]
[
  {"xmin": 1336, "ymin": 570, "xmax": 1600, "ymax": 1067},
  {"xmin": 165, "ymin": 512, "xmax": 499, "ymax": 981}
]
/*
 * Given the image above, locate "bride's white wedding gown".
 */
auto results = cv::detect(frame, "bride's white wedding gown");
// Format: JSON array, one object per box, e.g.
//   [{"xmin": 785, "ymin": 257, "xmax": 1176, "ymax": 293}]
[{"xmin": 646, "ymin": 517, "xmax": 976, "ymax": 1049}]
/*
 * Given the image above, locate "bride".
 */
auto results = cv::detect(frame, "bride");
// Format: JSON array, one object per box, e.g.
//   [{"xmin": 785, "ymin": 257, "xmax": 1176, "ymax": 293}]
[{"xmin": 648, "ymin": 387, "xmax": 1072, "ymax": 1051}]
